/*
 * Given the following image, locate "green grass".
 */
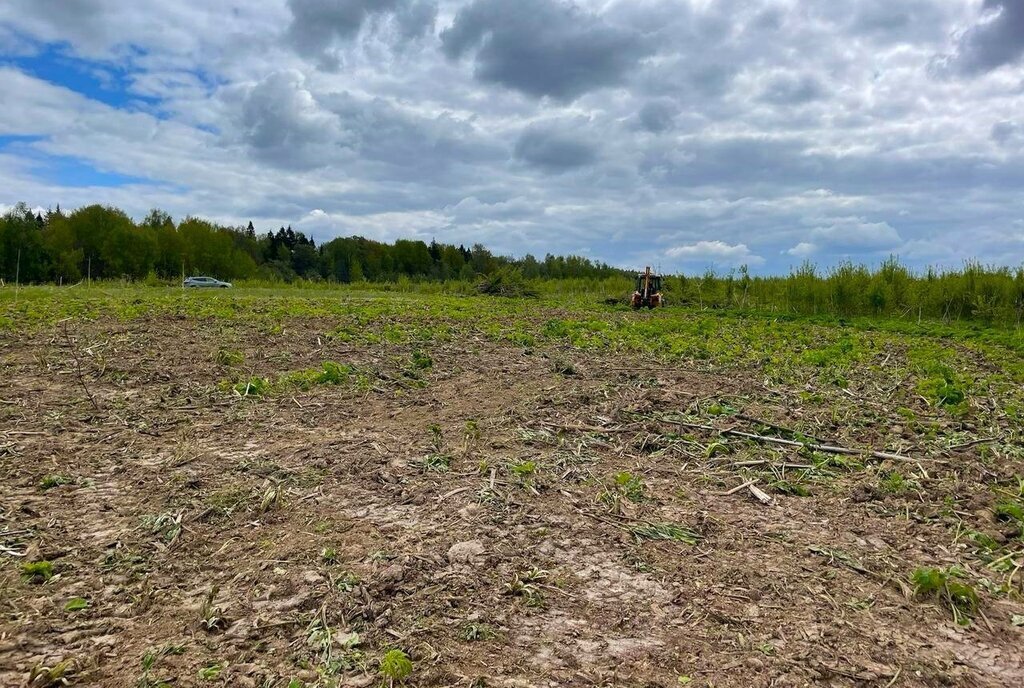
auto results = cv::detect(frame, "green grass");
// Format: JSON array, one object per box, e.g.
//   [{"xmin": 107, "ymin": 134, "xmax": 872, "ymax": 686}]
[
  {"xmin": 630, "ymin": 522, "xmax": 702, "ymax": 545},
  {"xmin": 911, "ymin": 566, "xmax": 980, "ymax": 625}
]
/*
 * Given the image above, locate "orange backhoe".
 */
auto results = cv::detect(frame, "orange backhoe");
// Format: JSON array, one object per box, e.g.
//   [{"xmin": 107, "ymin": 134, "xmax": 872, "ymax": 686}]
[{"xmin": 631, "ymin": 267, "xmax": 664, "ymax": 309}]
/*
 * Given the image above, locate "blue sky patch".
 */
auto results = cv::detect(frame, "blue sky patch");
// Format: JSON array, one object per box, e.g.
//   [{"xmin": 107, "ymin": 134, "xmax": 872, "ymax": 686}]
[{"xmin": 5, "ymin": 41, "xmax": 158, "ymax": 110}]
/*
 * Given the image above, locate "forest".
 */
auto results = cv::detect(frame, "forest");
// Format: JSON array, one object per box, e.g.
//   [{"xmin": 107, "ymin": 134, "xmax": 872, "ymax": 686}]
[{"xmin": 0, "ymin": 202, "xmax": 622, "ymax": 285}]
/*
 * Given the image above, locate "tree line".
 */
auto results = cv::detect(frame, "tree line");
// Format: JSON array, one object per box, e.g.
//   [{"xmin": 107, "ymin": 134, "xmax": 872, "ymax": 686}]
[{"xmin": 0, "ymin": 202, "xmax": 625, "ymax": 284}]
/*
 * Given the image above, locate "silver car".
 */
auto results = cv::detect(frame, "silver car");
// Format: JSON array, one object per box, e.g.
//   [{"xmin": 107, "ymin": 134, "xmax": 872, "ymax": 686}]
[{"xmin": 183, "ymin": 276, "xmax": 233, "ymax": 288}]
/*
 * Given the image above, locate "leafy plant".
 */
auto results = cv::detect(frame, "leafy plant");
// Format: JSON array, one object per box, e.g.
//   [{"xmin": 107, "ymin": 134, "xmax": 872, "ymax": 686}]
[
  {"xmin": 64, "ymin": 597, "xmax": 89, "ymax": 612},
  {"xmin": 28, "ymin": 660, "xmax": 74, "ymax": 687},
  {"xmin": 880, "ymin": 470, "xmax": 913, "ymax": 494},
  {"xmin": 410, "ymin": 350, "xmax": 433, "ymax": 370},
  {"xmin": 233, "ymin": 376, "xmax": 269, "ymax": 397},
  {"xmin": 199, "ymin": 586, "xmax": 227, "ymax": 631},
  {"xmin": 214, "ymin": 348, "xmax": 244, "ymax": 366},
  {"xmin": 613, "ymin": 471, "xmax": 645, "ymax": 502},
  {"xmin": 461, "ymin": 623, "xmax": 496, "ymax": 641},
  {"xmin": 142, "ymin": 512, "xmax": 183, "ymax": 543},
  {"xmin": 422, "ymin": 453, "xmax": 452, "ymax": 472},
  {"xmin": 22, "ymin": 560, "xmax": 54, "ymax": 583},
  {"xmin": 378, "ymin": 649, "xmax": 413, "ymax": 686},
  {"xmin": 911, "ymin": 566, "xmax": 979, "ymax": 625},
  {"xmin": 40, "ymin": 474, "xmax": 73, "ymax": 489},
  {"xmin": 198, "ymin": 663, "xmax": 224, "ymax": 680},
  {"xmin": 510, "ymin": 460, "xmax": 537, "ymax": 478}
]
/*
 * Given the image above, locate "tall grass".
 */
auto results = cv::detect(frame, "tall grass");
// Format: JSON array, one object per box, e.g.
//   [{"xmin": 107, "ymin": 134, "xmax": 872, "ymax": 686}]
[{"xmin": 670, "ymin": 258, "xmax": 1024, "ymax": 329}]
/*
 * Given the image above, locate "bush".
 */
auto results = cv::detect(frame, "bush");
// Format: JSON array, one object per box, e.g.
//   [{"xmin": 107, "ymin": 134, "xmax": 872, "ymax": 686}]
[{"xmin": 476, "ymin": 267, "xmax": 537, "ymax": 298}]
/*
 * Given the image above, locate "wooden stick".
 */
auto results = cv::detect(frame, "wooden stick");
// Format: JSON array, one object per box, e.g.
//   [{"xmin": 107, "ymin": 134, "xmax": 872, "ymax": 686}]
[
  {"xmin": 948, "ymin": 436, "xmax": 1002, "ymax": 451},
  {"xmin": 62, "ymin": 320, "xmax": 100, "ymax": 412},
  {"xmin": 733, "ymin": 413, "xmax": 828, "ymax": 443},
  {"xmin": 712, "ymin": 479, "xmax": 755, "ymax": 496},
  {"xmin": 748, "ymin": 483, "xmax": 773, "ymax": 505}
]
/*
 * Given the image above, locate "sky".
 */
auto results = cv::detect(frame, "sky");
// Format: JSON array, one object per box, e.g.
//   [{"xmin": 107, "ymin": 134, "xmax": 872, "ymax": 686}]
[{"xmin": 1, "ymin": 0, "xmax": 1023, "ymax": 274}]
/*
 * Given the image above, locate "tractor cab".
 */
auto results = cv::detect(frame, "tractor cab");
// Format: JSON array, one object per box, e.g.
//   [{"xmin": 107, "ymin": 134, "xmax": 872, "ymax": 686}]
[
  {"xmin": 631, "ymin": 267, "xmax": 664, "ymax": 309},
  {"xmin": 636, "ymin": 273, "xmax": 662, "ymax": 294}
]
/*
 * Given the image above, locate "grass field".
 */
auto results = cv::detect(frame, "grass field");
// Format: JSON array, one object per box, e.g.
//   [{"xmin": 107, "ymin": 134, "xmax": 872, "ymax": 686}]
[{"xmin": 2, "ymin": 285, "xmax": 1023, "ymax": 687}]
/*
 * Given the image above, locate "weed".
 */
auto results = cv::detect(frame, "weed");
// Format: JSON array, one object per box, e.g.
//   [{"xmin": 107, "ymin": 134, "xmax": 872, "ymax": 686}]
[
  {"xmin": 28, "ymin": 659, "xmax": 74, "ymax": 687},
  {"xmin": 770, "ymin": 479, "xmax": 811, "ymax": 496},
  {"xmin": 259, "ymin": 481, "xmax": 283, "ymax": 512},
  {"xmin": 428, "ymin": 423, "xmax": 443, "ymax": 452},
  {"xmin": 422, "ymin": 453, "xmax": 452, "ymax": 472},
  {"xmin": 503, "ymin": 572, "xmax": 544, "ymax": 606},
  {"xmin": 138, "ymin": 644, "xmax": 184, "ymax": 688},
  {"xmin": 704, "ymin": 441, "xmax": 729, "ymax": 458},
  {"xmin": 378, "ymin": 649, "xmax": 413, "ymax": 686},
  {"xmin": 613, "ymin": 471, "xmax": 645, "ymax": 502},
  {"xmin": 64, "ymin": 597, "xmax": 89, "ymax": 612},
  {"xmin": 198, "ymin": 663, "xmax": 224, "ymax": 680},
  {"xmin": 281, "ymin": 361, "xmax": 354, "ymax": 389},
  {"xmin": 461, "ymin": 623, "xmax": 496, "ymax": 641},
  {"xmin": 551, "ymin": 357, "xmax": 576, "ymax": 375},
  {"xmin": 911, "ymin": 566, "xmax": 979, "ymax": 625},
  {"xmin": 463, "ymin": 419, "xmax": 481, "ymax": 454},
  {"xmin": 22, "ymin": 560, "xmax": 54, "ymax": 583},
  {"xmin": 510, "ymin": 460, "xmax": 537, "ymax": 478},
  {"xmin": 233, "ymin": 376, "xmax": 269, "ymax": 397},
  {"xmin": 205, "ymin": 486, "xmax": 250, "ymax": 516},
  {"xmin": 333, "ymin": 571, "xmax": 360, "ymax": 592},
  {"xmin": 199, "ymin": 586, "xmax": 227, "ymax": 631},
  {"xmin": 995, "ymin": 500, "xmax": 1024, "ymax": 525},
  {"xmin": 321, "ymin": 547, "xmax": 338, "ymax": 565},
  {"xmin": 630, "ymin": 523, "xmax": 702, "ymax": 545},
  {"xmin": 39, "ymin": 473, "xmax": 73, "ymax": 489},
  {"xmin": 142, "ymin": 512, "xmax": 183, "ymax": 543},
  {"xmin": 706, "ymin": 402, "xmax": 735, "ymax": 416},
  {"xmin": 880, "ymin": 470, "xmax": 914, "ymax": 495},
  {"xmin": 214, "ymin": 348, "xmax": 244, "ymax": 366},
  {"xmin": 410, "ymin": 350, "xmax": 433, "ymax": 370}
]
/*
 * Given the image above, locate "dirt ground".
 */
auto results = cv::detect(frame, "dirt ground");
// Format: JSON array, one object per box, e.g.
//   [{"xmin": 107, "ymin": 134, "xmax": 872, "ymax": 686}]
[{"xmin": 1, "ymin": 314, "xmax": 1023, "ymax": 687}]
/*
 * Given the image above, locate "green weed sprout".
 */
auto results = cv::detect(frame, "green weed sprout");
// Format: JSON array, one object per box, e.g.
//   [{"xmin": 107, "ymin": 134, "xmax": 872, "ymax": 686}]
[
  {"xmin": 911, "ymin": 566, "xmax": 979, "ymax": 625},
  {"xmin": 379, "ymin": 649, "xmax": 413, "ymax": 686}
]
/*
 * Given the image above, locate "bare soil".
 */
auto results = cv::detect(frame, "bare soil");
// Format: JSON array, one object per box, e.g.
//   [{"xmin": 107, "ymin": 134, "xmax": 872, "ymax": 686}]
[{"xmin": 1, "ymin": 315, "xmax": 1023, "ymax": 687}]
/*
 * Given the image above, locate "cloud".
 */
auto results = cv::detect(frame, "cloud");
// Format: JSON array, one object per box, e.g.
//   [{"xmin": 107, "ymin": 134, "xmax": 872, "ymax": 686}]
[
  {"xmin": 636, "ymin": 99, "xmax": 677, "ymax": 133},
  {"xmin": 758, "ymin": 72, "xmax": 827, "ymax": 105},
  {"xmin": 513, "ymin": 121, "xmax": 599, "ymax": 172},
  {"xmin": 233, "ymin": 70, "xmax": 346, "ymax": 170},
  {"xmin": 440, "ymin": 0, "xmax": 651, "ymax": 100},
  {"xmin": 786, "ymin": 242, "xmax": 817, "ymax": 258},
  {"xmin": 942, "ymin": 0, "xmax": 1024, "ymax": 74},
  {"xmin": 806, "ymin": 217, "xmax": 903, "ymax": 252},
  {"xmin": 666, "ymin": 240, "xmax": 764, "ymax": 267},
  {"xmin": 285, "ymin": 0, "xmax": 437, "ymax": 67},
  {"xmin": 992, "ymin": 120, "xmax": 1023, "ymax": 147}
]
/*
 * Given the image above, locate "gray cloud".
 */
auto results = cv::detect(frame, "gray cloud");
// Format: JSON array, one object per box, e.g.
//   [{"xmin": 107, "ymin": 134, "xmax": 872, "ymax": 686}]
[
  {"xmin": 513, "ymin": 121, "xmax": 599, "ymax": 172},
  {"xmin": 636, "ymin": 99, "xmax": 677, "ymax": 133},
  {"xmin": 758, "ymin": 72, "xmax": 827, "ymax": 105},
  {"xmin": 945, "ymin": 0, "xmax": 1024, "ymax": 74},
  {"xmin": 992, "ymin": 120, "xmax": 1023, "ymax": 147},
  {"xmin": 286, "ymin": 0, "xmax": 436, "ymax": 68},
  {"xmin": 235, "ymin": 70, "xmax": 345, "ymax": 170},
  {"xmin": 440, "ymin": 0, "xmax": 651, "ymax": 100}
]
